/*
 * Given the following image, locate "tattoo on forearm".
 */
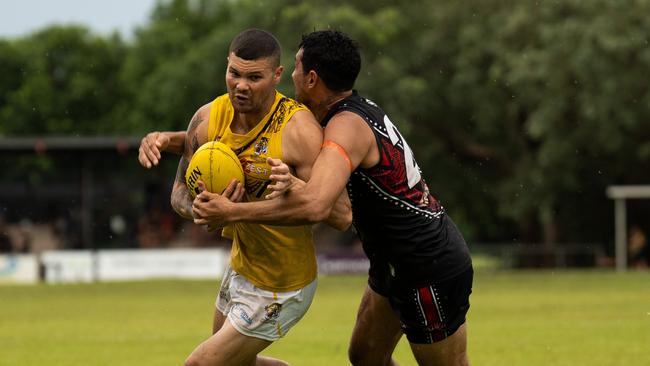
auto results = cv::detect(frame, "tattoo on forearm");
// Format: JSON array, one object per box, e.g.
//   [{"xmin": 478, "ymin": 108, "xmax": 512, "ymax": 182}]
[
  {"xmin": 176, "ymin": 156, "xmax": 189, "ymax": 183},
  {"xmin": 171, "ymin": 157, "xmax": 193, "ymax": 219},
  {"xmin": 187, "ymin": 114, "xmax": 202, "ymax": 150},
  {"xmin": 191, "ymin": 133, "xmax": 199, "ymax": 152},
  {"xmin": 172, "ymin": 110, "xmax": 204, "ymax": 219}
]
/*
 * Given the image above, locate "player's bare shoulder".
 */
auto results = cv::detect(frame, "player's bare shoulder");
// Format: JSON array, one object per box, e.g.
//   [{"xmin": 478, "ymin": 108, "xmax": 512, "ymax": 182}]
[
  {"xmin": 282, "ymin": 108, "xmax": 323, "ymax": 166},
  {"xmin": 283, "ymin": 104, "xmax": 321, "ymax": 141},
  {"xmin": 328, "ymin": 110, "xmax": 364, "ymax": 126},
  {"xmin": 288, "ymin": 108, "xmax": 321, "ymax": 129},
  {"xmin": 324, "ymin": 110, "xmax": 378, "ymax": 169}
]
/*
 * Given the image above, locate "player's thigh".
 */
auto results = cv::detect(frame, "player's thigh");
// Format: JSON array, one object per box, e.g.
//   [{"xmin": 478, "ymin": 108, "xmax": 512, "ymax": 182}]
[
  {"xmin": 349, "ymin": 286, "xmax": 402, "ymax": 364},
  {"xmin": 409, "ymin": 323, "xmax": 468, "ymax": 366},
  {"xmin": 185, "ymin": 318, "xmax": 272, "ymax": 366}
]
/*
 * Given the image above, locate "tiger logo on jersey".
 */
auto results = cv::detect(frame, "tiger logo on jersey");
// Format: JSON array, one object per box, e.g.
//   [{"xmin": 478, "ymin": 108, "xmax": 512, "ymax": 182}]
[{"xmin": 254, "ymin": 137, "xmax": 269, "ymax": 156}]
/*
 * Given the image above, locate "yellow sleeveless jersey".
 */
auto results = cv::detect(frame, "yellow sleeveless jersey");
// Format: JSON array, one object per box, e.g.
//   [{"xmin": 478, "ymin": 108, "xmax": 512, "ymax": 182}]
[{"xmin": 207, "ymin": 91, "xmax": 316, "ymax": 292}]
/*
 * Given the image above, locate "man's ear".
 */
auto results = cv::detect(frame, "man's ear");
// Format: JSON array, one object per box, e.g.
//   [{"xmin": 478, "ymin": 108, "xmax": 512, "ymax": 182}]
[
  {"xmin": 307, "ymin": 70, "xmax": 318, "ymax": 88},
  {"xmin": 274, "ymin": 65, "xmax": 284, "ymax": 83}
]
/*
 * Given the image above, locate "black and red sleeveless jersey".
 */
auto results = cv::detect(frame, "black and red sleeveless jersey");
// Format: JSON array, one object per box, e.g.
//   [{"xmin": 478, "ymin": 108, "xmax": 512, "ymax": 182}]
[{"xmin": 321, "ymin": 91, "xmax": 471, "ymax": 284}]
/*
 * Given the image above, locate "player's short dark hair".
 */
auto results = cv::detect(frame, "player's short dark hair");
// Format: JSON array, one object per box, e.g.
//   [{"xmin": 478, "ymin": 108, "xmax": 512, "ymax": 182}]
[
  {"xmin": 229, "ymin": 29, "xmax": 281, "ymax": 67},
  {"xmin": 298, "ymin": 30, "xmax": 361, "ymax": 92}
]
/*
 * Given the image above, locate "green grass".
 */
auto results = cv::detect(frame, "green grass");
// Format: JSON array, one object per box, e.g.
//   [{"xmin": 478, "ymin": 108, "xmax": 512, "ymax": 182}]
[{"xmin": 1, "ymin": 270, "xmax": 649, "ymax": 365}]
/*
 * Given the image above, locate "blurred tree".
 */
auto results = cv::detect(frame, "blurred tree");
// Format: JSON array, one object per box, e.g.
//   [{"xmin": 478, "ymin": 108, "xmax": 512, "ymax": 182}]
[
  {"xmin": 119, "ymin": 0, "xmax": 233, "ymax": 133},
  {"xmin": 0, "ymin": 26, "xmax": 126, "ymax": 134},
  {"xmin": 0, "ymin": 40, "xmax": 25, "ymax": 133},
  {"xmin": 2, "ymin": 0, "xmax": 650, "ymax": 249}
]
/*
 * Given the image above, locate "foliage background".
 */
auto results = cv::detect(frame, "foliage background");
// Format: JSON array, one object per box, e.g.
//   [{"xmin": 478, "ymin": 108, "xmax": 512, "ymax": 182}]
[{"xmin": 1, "ymin": 0, "xmax": 650, "ymax": 249}]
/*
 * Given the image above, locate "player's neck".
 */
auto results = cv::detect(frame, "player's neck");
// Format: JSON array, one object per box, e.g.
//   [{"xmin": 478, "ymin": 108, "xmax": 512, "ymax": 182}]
[
  {"xmin": 313, "ymin": 90, "xmax": 352, "ymax": 122},
  {"xmin": 232, "ymin": 92, "xmax": 277, "ymax": 133}
]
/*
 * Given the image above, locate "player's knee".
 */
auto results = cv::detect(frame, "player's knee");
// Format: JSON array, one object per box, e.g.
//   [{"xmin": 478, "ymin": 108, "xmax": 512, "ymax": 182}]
[
  {"xmin": 348, "ymin": 341, "xmax": 390, "ymax": 366},
  {"xmin": 182, "ymin": 354, "xmax": 202, "ymax": 366},
  {"xmin": 347, "ymin": 346, "xmax": 360, "ymax": 365},
  {"xmin": 347, "ymin": 340, "xmax": 363, "ymax": 365}
]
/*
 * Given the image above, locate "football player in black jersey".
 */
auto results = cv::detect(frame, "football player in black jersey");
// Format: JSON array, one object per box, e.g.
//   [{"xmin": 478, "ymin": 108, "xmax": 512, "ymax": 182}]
[{"xmin": 155, "ymin": 30, "xmax": 474, "ymax": 366}]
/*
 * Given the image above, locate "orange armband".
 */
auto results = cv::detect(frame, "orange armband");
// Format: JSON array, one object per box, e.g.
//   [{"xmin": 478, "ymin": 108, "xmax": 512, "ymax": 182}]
[{"xmin": 323, "ymin": 140, "xmax": 353, "ymax": 172}]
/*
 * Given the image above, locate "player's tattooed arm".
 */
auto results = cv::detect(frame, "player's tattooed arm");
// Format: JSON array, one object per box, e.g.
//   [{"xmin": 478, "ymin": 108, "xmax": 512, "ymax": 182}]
[
  {"xmin": 170, "ymin": 110, "xmax": 205, "ymax": 219},
  {"xmin": 171, "ymin": 157, "xmax": 193, "ymax": 219}
]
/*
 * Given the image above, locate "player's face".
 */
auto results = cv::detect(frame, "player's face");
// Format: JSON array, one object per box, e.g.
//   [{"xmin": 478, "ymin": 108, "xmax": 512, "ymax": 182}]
[
  {"xmin": 226, "ymin": 53, "xmax": 282, "ymax": 114},
  {"xmin": 291, "ymin": 48, "xmax": 312, "ymax": 106}
]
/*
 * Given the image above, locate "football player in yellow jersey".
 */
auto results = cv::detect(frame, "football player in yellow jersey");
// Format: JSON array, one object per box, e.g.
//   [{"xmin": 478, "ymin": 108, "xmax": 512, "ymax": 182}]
[{"xmin": 139, "ymin": 29, "xmax": 350, "ymax": 366}]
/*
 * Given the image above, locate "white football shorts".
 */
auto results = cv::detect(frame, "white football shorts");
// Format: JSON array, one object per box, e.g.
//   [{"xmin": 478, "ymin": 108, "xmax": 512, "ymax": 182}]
[{"xmin": 216, "ymin": 265, "xmax": 317, "ymax": 341}]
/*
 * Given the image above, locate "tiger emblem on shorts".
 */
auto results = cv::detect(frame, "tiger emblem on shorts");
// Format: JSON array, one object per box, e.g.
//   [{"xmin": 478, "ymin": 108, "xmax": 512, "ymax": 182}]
[{"xmin": 264, "ymin": 303, "xmax": 282, "ymax": 321}]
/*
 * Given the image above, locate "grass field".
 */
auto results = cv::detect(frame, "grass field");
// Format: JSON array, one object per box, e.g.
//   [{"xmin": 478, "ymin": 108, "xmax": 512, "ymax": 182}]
[{"xmin": 1, "ymin": 270, "xmax": 649, "ymax": 366}]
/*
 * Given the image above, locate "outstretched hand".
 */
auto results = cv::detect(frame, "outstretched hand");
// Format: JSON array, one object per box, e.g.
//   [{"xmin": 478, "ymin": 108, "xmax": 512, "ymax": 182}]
[
  {"xmin": 265, "ymin": 157, "xmax": 303, "ymax": 199},
  {"xmin": 192, "ymin": 179, "xmax": 244, "ymax": 229},
  {"xmin": 138, "ymin": 131, "xmax": 170, "ymax": 169}
]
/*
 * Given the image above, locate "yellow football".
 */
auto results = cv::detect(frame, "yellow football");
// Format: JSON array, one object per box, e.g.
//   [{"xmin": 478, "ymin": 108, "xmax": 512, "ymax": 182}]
[{"xmin": 185, "ymin": 141, "xmax": 244, "ymax": 198}]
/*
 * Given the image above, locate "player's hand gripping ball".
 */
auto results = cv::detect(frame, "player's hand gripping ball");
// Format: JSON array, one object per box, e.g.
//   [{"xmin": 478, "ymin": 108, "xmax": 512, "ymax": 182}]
[{"xmin": 185, "ymin": 141, "xmax": 244, "ymax": 198}]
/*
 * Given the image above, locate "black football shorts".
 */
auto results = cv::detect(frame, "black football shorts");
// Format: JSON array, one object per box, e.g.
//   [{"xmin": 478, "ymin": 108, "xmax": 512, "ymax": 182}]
[{"xmin": 370, "ymin": 266, "xmax": 473, "ymax": 344}]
